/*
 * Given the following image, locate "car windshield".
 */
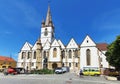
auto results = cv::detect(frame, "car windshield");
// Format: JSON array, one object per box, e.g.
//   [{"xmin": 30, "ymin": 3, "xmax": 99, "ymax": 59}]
[{"xmin": 56, "ymin": 68, "xmax": 62, "ymax": 69}]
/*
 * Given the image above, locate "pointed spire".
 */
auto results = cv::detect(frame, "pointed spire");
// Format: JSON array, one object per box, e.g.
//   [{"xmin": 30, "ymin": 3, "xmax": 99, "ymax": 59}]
[
  {"xmin": 37, "ymin": 38, "xmax": 41, "ymax": 44},
  {"xmin": 36, "ymin": 38, "xmax": 42, "ymax": 50},
  {"xmin": 45, "ymin": 5, "xmax": 53, "ymax": 27},
  {"xmin": 41, "ymin": 18, "xmax": 45, "ymax": 27}
]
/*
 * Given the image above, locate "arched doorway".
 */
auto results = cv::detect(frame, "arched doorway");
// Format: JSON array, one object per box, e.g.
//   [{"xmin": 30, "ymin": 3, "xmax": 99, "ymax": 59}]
[{"xmin": 52, "ymin": 63, "xmax": 57, "ymax": 69}]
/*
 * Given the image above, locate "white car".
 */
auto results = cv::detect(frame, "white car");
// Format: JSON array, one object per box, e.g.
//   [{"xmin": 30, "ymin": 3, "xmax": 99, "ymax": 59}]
[
  {"xmin": 62, "ymin": 67, "xmax": 69, "ymax": 73},
  {"xmin": 55, "ymin": 68, "xmax": 63, "ymax": 74}
]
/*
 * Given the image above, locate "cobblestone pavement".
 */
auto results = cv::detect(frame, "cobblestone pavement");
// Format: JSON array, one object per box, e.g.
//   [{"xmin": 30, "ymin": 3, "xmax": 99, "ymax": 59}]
[{"xmin": 0, "ymin": 73, "xmax": 120, "ymax": 84}]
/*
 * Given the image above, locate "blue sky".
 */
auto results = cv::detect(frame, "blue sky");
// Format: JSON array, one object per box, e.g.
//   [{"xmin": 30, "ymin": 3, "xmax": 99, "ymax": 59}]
[{"xmin": 0, "ymin": 0, "xmax": 120, "ymax": 61}]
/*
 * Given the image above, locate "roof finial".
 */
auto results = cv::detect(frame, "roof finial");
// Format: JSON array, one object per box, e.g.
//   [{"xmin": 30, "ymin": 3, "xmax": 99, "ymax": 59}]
[
  {"xmin": 45, "ymin": 1, "xmax": 53, "ymax": 26},
  {"xmin": 48, "ymin": 0, "xmax": 51, "ymax": 5}
]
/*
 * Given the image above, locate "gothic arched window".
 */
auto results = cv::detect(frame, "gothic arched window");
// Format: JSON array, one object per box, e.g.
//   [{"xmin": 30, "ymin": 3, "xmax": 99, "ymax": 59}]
[
  {"xmin": 75, "ymin": 63, "xmax": 78, "ymax": 67},
  {"xmin": 21, "ymin": 52, "xmax": 25, "ymax": 59},
  {"xmin": 86, "ymin": 49, "xmax": 91, "ymax": 65},
  {"xmin": 69, "ymin": 50, "xmax": 72, "ymax": 58},
  {"xmin": 53, "ymin": 48, "xmax": 57, "ymax": 58},
  {"xmin": 28, "ymin": 52, "xmax": 31, "ymax": 59},
  {"xmin": 74, "ymin": 50, "xmax": 78, "ymax": 58},
  {"xmin": 44, "ymin": 51, "xmax": 46, "ymax": 58},
  {"xmin": 61, "ymin": 50, "xmax": 65, "ymax": 58},
  {"xmin": 33, "ymin": 51, "xmax": 36, "ymax": 59}
]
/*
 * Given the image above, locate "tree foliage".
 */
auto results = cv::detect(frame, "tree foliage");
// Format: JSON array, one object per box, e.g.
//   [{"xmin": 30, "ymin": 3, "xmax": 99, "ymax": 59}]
[{"xmin": 105, "ymin": 35, "xmax": 120, "ymax": 71}]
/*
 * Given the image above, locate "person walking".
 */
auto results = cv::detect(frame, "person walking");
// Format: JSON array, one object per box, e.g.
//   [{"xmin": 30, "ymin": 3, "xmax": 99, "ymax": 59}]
[{"xmin": 79, "ymin": 69, "xmax": 83, "ymax": 78}]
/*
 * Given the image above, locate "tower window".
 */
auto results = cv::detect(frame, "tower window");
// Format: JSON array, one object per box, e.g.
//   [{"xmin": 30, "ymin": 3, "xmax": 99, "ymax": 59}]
[{"xmin": 44, "ymin": 28, "xmax": 48, "ymax": 36}]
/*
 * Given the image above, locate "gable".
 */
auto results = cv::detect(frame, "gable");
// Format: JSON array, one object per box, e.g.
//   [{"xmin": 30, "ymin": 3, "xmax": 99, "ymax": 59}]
[
  {"xmin": 43, "ymin": 40, "xmax": 51, "ymax": 50},
  {"xmin": 81, "ymin": 35, "xmax": 96, "ymax": 47},
  {"xmin": 58, "ymin": 40, "xmax": 65, "ymax": 49},
  {"xmin": 51, "ymin": 39, "xmax": 60, "ymax": 47},
  {"xmin": 32, "ymin": 41, "xmax": 37, "ymax": 50},
  {"xmin": 21, "ymin": 42, "xmax": 33, "ymax": 51},
  {"xmin": 66, "ymin": 38, "xmax": 78, "ymax": 49}
]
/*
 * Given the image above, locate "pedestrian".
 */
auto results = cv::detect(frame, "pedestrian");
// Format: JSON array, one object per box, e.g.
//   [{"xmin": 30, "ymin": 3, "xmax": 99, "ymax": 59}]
[{"xmin": 79, "ymin": 69, "xmax": 83, "ymax": 78}]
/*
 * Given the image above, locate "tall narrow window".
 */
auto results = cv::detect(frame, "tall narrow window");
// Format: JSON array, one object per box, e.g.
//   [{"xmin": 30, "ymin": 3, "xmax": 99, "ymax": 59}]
[
  {"xmin": 61, "ymin": 50, "xmax": 65, "ymax": 58},
  {"xmin": 86, "ymin": 49, "xmax": 91, "ymax": 65},
  {"xmin": 44, "ymin": 51, "xmax": 46, "ymax": 58},
  {"xmin": 34, "ymin": 51, "xmax": 36, "ymax": 59},
  {"xmin": 53, "ymin": 48, "xmax": 57, "ymax": 58},
  {"xmin": 74, "ymin": 50, "xmax": 78, "ymax": 58},
  {"xmin": 75, "ymin": 63, "xmax": 78, "ymax": 67},
  {"xmin": 21, "ymin": 52, "xmax": 25, "ymax": 59},
  {"xmin": 28, "ymin": 52, "xmax": 31, "ymax": 59},
  {"xmin": 69, "ymin": 50, "xmax": 72, "ymax": 58},
  {"xmin": 69, "ymin": 63, "xmax": 71, "ymax": 67}
]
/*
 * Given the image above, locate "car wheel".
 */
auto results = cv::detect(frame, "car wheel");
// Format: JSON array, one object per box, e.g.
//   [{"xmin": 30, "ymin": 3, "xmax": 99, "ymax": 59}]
[
  {"xmin": 56, "ymin": 71, "xmax": 59, "ymax": 74},
  {"xmin": 4, "ymin": 72, "xmax": 8, "ymax": 75},
  {"xmin": 94, "ymin": 74, "xmax": 99, "ymax": 76}
]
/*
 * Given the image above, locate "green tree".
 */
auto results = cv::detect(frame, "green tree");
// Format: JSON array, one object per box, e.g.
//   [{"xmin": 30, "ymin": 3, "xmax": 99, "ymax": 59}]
[{"xmin": 105, "ymin": 35, "xmax": 120, "ymax": 71}]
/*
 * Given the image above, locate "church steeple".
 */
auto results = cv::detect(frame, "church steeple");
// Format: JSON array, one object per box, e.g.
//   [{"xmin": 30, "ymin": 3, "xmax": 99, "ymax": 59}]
[
  {"xmin": 41, "ymin": 18, "xmax": 45, "ymax": 27},
  {"xmin": 45, "ymin": 5, "xmax": 51, "ymax": 25},
  {"xmin": 41, "ymin": 5, "xmax": 55, "ymax": 46},
  {"xmin": 44, "ymin": 5, "xmax": 54, "ymax": 28}
]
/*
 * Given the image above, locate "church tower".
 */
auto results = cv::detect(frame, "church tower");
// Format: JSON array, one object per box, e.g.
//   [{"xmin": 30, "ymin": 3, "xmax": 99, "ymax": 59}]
[{"xmin": 41, "ymin": 5, "xmax": 55, "ymax": 46}]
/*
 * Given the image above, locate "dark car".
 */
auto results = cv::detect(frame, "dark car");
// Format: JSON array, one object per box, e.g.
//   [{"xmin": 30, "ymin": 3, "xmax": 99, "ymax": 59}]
[{"xmin": 15, "ymin": 67, "xmax": 25, "ymax": 74}]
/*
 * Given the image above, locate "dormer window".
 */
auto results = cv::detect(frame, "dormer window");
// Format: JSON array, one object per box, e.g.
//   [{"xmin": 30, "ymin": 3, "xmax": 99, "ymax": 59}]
[{"xmin": 87, "ymin": 40, "xmax": 89, "ymax": 43}]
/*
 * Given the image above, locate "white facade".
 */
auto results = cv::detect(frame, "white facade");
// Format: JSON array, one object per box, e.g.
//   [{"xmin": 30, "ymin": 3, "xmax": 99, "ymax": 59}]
[
  {"xmin": 41, "ymin": 27, "xmax": 54, "ymax": 46},
  {"xmin": 17, "ymin": 5, "xmax": 109, "ymax": 71}
]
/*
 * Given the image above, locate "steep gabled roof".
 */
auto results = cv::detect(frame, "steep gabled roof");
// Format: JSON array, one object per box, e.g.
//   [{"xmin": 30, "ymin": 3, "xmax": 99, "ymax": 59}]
[
  {"xmin": 97, "ymin": 43, "xmax": 108, "ymax": 51},
  {"xmin": 51, "ymin": 39, "xmax": 60, "ymax": 47},
  {"xmin": 58, "ymin": 40, "xmax": 65, "ymax": 49},
  {"xmin": 21, "ymin": 42, "xmax": 33, "ymax": 51},
  {"xmin": 81, "ymin": 35, "xmax": 96, "ymax": 47},
  {"xmin": 0, "ymin": 56, "xmax": 16, "ymax": 62},
  {"xmin": 66, "ymin": 38, "xmax": 78, "ymax": 49},
  {"xmin": 43, "ymin": 40, "xmax": 51, "ymax": 50}
]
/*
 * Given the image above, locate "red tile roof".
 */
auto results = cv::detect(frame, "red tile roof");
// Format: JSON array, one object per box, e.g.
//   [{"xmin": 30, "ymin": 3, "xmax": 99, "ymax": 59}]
[
  {"xmin": 0, "ymin": 56, "xmax": 16, "ymax": 62},
  {"xmin": 96, "ymin": 43, "xmax": 108, "ymax": 51}
]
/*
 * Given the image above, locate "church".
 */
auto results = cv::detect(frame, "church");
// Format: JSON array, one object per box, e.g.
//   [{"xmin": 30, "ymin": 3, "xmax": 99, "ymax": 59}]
[{"xmin": 17, "ymin": 5, "xmax": 109, "ymax": 72}]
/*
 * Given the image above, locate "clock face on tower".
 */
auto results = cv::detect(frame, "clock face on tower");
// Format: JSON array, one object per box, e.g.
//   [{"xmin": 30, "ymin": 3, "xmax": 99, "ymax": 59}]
[{"xmin": 44, "ymin": 28, "xmax": 48, "ymax": 36}]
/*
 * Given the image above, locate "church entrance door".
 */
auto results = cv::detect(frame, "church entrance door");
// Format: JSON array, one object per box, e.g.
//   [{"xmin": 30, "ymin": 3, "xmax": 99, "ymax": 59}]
[{"xmin": 52, "ymin": 63, "xmax": 57, "ymax": 69}]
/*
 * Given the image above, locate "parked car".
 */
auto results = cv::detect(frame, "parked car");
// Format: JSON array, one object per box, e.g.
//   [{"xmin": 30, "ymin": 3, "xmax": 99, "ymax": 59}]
[
  {"xmin": 3, "ymin": 67, "xmax": 25, "ymax": 75},
  {"xmin": 62, "ymin": 67, "xmax": 69, "ymax": 73},
  {"xmin": 3, "ymin": 67, "xmax": 17, "ymax": 75},
  {"xmin": 55, "ymin": 67, "xmax": 63, "ymax": 74},
  {"xmin": 83, "ymin": 67, "xmax": 100, "ymax": 76},
  {"xmin": 15, "ymin": 67, "xmax": 25, "ymax": 74}
]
